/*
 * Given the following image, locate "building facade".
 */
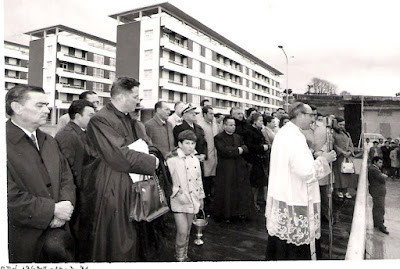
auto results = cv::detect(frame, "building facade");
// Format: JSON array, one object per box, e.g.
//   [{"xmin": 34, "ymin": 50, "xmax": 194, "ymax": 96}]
[
  {"xmin": 294, "ymin": 93, "xmax": 400, "ymax": 143},
  {"xmin": 110, "ymin": 3, "xmax": 283, "ymax": 121},
  {"xmin": 25, "ymin": 25, "xmax": 116, "ymax": 123},
  {"xmin": 4, "ymin": 41, "xmax": 29, "ymax": 90}
]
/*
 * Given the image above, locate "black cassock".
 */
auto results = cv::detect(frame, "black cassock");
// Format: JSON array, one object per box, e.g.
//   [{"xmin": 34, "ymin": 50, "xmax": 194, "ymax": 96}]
[
  {"xmin": 214, "ymin": 131, "xmax": 254, "ymax": 220},
  {"xmin": 80, "ymin": 102, "xmax": 157, "ymax": 262}
]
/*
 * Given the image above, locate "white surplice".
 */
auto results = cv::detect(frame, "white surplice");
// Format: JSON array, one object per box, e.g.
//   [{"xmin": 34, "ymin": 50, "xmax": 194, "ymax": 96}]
[{"xmin": 265, "ymin": 121, "xmax": 331, "ymax": 246}]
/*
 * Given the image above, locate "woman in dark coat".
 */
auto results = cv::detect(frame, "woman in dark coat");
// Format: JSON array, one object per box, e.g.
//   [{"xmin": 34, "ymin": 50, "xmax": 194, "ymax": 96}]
[
  {"xmin": 214, "ymin": 116, "xmax": 254, "ymax": 221},
  {"xmin": 243, "ymin": 112, "xmax": 270, "ymax": 211},
  {"xmin": 332, "ymin": 117, "xmax": 355, "ymax": 199}
]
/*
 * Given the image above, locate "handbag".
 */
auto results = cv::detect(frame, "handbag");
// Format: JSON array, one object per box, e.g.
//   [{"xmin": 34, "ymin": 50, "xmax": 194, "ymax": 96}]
[
  {"xmin": 341, "ymin": 157, "xmax": 355, "ymax": 174},
  {"xmin": 129, "ymin": 173, "xmax": 170, "ymax": 222}
]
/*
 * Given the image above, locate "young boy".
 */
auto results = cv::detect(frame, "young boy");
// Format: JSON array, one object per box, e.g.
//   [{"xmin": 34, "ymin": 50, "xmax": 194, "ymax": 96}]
[{"xmin": 166, "ymin": 130, "xmax": 205, "ymax": 261}]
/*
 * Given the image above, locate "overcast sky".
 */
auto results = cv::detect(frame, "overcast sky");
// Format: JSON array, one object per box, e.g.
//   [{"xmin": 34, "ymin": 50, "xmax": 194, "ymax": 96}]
[{"xmin": 4, "ymin": 0, "xmax": 400, "ymax": 96}]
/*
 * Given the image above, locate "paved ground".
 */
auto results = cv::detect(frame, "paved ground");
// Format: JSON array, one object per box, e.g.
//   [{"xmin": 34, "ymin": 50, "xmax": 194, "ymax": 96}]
[
  {"xmin": 366, "ymin": 179, "xmax": 400, "ymax": 259},
  {"xmin": 145, "ymin": 193, "xmax": 356, "ymax": 262}
]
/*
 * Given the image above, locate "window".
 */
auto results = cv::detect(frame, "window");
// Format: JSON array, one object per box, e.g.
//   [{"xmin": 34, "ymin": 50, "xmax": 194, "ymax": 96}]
[
  {"xmin": 143, "ymin": 89, "xmax": 152, "ymax": 100},
  {"xmin": 110, "ymin": 58, "xmax": 116, "ymax": 67},
  {"xmin": 94, "ymin": 68, "xmax": 104, "ymax": 78},
  {"xmin": 145, "ymin": 29, "xmax": 153, "ymax": 40},
  {"xmin": 7, "ymin": 70, "xmax": 17, "ymax": 78},
  {"xmin": 205, "ymin": 48, "xmax": 212, "ymax": 59},
  {"xmin": 144, "ymin": 49, "xmax": 153, "ymax": 60},
  {"xmin": 60, "ymin": 62, "xmax": 68, "ymax": 69},
  {"xmin": 205, "ymin": 64, "xmax": 212, "ymax": 75},
  {"xmin": 93, "ymin": 82, "xmax": 104, "ymax": 91},
  {"xmin": 192, "ymin": 94, "xmax": 200, "ymax": 105},
  {"xmin": 144, "ymin": 69, "xmax": 152, "ymax": 80},
  {"xmin": 7, "ymin": 58, "xmax": 17, "ymax": 65},
  {"xmin": 193, "ymin": 42, "xmax": 201, "ymax": 54},
  {"xmin": 109, "ymin": 71, "xmax": 116, "ymax": 81},
  {"xmin": 168, "ymin": 90, "xmax": 174, "ymax": 101},
  {"xmin": 192, "ymin": 77, "xmax": 200, "ymax": 89},
  {"xmin": 205, "ymin": 80, "xmax": 212, "ymax": 91},
  {"xmin": 75, "ymin": 49, "xmax": 83, "ymax": 59},
  {"xmin": 192, "ymin": 60, "xmax": 200, "ymax": 72},
  {"xmin": 47, "ymin": 45, "xmax": 53, "ymax": 55},
  {"xmin": 94, "ymin": 54, "xmax": 105, "ymax": 64}
]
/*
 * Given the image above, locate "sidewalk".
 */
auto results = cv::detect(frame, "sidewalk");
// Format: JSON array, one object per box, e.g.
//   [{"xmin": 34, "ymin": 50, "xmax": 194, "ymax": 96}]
[{"xmin": 366, "ymin": 180, "xmax": 400, "ymax": 259}]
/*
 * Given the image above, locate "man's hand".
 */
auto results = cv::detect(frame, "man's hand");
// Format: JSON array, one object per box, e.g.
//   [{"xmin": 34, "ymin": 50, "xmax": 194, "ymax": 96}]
[
  {"xmin": 54, "ymin": 201, "xmax": 74, "ymax": 221},
  {"xmin": 238, "ymin": 147, "xmax": 243, "ymax": 155},
  {"xmin": 344, "ymin": 151, "xmax": 352, "ymax": 158},
  {"xmin": 322, "ymin": 150, "xmax": 337, "ymax": 163},
  {"xmin": 197, "ymin": 154, "xmax": 206, "ymax": 162},
  {"xmin": 49, "ymin": 217, "xmax": 66, "ymax": 228}
]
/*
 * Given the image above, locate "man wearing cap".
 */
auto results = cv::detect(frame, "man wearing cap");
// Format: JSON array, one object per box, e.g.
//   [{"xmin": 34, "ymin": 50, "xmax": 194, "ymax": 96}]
[{"xmin": 173, "ymin": 103, "xmax": 207, "ymax": 162}]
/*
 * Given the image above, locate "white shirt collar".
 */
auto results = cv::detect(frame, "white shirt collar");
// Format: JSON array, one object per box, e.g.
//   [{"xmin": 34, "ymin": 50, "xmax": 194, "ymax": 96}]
[
  {"xmin": 177, "ymin": 148, "xmax": 195, "ymax": 158},
  {"xmin": 11, "ymin": 119, "xmax": 37, "ymax": 139}
]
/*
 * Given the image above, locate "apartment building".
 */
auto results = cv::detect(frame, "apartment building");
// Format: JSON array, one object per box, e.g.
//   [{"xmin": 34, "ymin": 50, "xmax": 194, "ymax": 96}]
[
  {"xmin": 4, "ymin": 41, "xmax": 29, "ymax": 90},
  {"xmin": 25, "ymin": 25, "xmax": 116, "ymax": 123},
  {"xmin": 110, "ymin": 2, "xmax": 283, "ymax": 120}
]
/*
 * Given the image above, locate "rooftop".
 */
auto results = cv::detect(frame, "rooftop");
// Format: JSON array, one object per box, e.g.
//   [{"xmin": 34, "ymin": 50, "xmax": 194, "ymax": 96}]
[
  {"xmin": 24, "ymin": 24, "xmax": 116, "ymax": 47},
  {"xmin": 109, "ymin": 2, "xmax": 283, "ymax": 76}
]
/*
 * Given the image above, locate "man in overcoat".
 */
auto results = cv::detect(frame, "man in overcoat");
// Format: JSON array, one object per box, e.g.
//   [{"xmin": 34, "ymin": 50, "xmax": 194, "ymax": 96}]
[
  {"xmin": 6, "ymin": 85, "xmax": 76, "ymax": 262},
  {"xmin": 83, "ymin": 77, "xmax": 159, "ymax": 262},
  {"xmin": 145, "ymin": 101, "xmax": 175, "ymax": 157},
  {"xmin": 55, "ymin": 99, "xmax": 96, "ymax": 259}
]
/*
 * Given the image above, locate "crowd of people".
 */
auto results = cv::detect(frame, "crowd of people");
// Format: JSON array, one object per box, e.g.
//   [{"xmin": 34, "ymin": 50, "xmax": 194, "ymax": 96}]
[{"xmin": 6, "ymin": 76, "xmax": 392, "ymax": 262}]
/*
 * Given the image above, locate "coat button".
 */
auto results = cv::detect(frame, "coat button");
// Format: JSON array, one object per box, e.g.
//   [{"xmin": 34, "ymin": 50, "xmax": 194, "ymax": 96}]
[
  {"xmin": 189, "ymin": 179, "xmax": 191, "ymax": 182},
  {"xmin": 189, "ymin": 191, "xmax": 192, "ymax": 194}
]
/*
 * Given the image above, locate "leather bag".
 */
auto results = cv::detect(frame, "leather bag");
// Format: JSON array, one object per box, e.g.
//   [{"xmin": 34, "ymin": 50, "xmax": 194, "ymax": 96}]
[{"xmin": 129, "ymin": 174, "xmax": 170, "ymax": 222}]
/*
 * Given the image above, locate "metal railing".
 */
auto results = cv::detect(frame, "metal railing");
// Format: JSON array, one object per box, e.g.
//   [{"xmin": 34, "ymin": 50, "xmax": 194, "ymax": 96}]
[{"xmin": 345, "ymin": 147, "xmax": 369, "ymax": 260}]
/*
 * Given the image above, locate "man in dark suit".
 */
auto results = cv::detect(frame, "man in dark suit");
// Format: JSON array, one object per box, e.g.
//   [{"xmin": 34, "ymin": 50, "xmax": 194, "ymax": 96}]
[
  {"xmin": 173, "ymin": 103, "xmax": 207, "ymax": 162},
  {"xmin": 55, "ymin": 99, "xmax": 95, "ymax": 189},
  {"xmin": 368, "ymin": 156, "xmax": 389, "ymax": 235},
  {"xmin": 145, "ymin": 101, "xmax": 175, "ymax": 157},
  {"xmin": 55, "ymin": 99, "xmax": 96, "ymax": 259},
  {"xmin": 6, "ymin": 85, "xmax": 76, "ymax": 262}
]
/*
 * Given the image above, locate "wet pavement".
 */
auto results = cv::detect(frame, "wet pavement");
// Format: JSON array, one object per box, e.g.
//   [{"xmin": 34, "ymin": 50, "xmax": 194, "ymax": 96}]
[
  {"xmin": 366, "ymin": 179, "xmax": 400, "ymax": 259},
  {"xmin": 148, "ymin": 193, "xmax": 356, "ymax": 262}
]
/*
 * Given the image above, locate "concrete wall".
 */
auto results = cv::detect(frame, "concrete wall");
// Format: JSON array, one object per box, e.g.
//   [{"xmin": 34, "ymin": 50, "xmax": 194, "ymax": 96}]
[
  {"xmin": 364, "ymin": 110, "xmax": 400, "ymax": 139},
  {"xmin": 28, "ymin": 39, "xmax": 44, "ymax": 87},
  {"xmin": 116, "ymin": 22, "xmax": 141, "ymax": 79}
]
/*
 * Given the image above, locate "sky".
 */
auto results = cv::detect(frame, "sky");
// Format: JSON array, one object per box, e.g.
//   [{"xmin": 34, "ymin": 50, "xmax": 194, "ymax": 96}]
[{"xmin": 4, "ymin": 0, "xmax": 400, "ymax": 96}]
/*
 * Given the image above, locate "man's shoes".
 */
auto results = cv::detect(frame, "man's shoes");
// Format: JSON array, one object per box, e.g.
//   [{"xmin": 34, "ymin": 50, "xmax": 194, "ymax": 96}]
[
  {"xmin": 337, "ymin": 192, "xmax": 344, "ymax": 198},
  {"xmin": 345, "ymin": 192, "xmax": 352, "ymax": 199},
  {"xmin": 378, "ymin": 226, "xmax": 389, "ymax": 235}
]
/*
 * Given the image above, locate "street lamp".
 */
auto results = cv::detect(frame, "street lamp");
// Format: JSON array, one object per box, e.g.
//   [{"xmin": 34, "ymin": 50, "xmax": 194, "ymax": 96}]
[{"xmin": 278, "ymin": 45, "xmax": 289, "ymax": 112}]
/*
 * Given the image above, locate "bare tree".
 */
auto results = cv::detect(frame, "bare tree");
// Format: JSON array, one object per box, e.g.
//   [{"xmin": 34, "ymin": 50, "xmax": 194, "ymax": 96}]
[
  {"xmin": 340, "ymin": 90, "xmax": 351, "ymax": 95},
  {"xmin": 305, "ymin": 77, "xmax": 337, "ymax": 95}
]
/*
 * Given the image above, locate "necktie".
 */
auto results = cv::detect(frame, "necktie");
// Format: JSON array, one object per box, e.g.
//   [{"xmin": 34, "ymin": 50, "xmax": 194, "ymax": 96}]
[{"xmin": 30, "ymin": 134, "xmax": 39, "ymax": 150}]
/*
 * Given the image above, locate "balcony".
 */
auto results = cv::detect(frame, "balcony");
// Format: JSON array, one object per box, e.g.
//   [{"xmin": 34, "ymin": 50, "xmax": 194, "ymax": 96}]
[{"xmin": 168, "ymin": 59, "xmax": 188, "ymax": 68}]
